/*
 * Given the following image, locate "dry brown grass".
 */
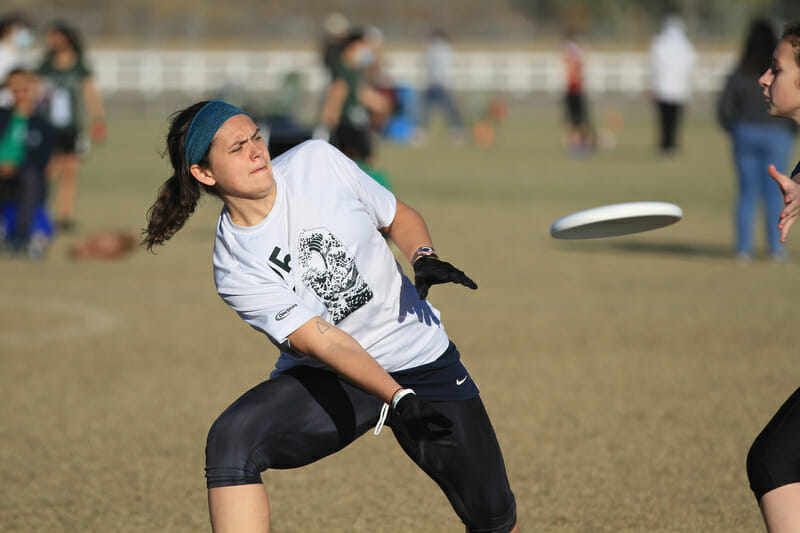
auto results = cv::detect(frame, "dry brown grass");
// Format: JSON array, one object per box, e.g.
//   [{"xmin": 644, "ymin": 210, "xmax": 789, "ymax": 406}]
[{"xmin": 1, "ymin": 97, "xmax": 798, "ymax": 532}]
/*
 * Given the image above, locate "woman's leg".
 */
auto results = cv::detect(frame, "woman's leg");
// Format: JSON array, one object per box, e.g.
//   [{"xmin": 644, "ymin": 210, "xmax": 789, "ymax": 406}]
[
  {"xmin": 390, "ymin": 395, "xmax": 518, "ymax": 533},
  {"xmin": 205, "ymin": 366, "xmax": 381, "ymax": 532},
  {"xmin": 760, "ymin": 128, "xmax": 794, "ymax": 258},
  {"xmin": 759, "ymin": 483, "xmax": 800, "ymax": 533},
  {"xmin": 732, "ymin": 124, "xmax": 760, "ymax": 257},
  {"xmin": 747, "ymin": 387, "xmax": 800, "ymax": 533},
  {"xmin": 54, "ymin": 153, "xmax": 80, "ymax": 227},
  {"xmin": 208, "ymin": 485, "xmax": 270, "ymax": 533}
]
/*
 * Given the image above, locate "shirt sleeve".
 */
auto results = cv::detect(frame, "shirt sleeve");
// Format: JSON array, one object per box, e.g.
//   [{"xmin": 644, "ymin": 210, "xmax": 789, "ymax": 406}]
[
  {"xmin": 323, "ymin": 142, "xmax": 397, "ymax": 229},
  {"xmin": 214, "ymin": 251, "xmax": 317, "ymax": 346}
]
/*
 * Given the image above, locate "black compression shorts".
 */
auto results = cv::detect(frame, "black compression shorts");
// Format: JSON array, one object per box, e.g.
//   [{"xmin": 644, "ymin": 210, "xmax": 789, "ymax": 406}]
[
  {"xmin": 747, "ymin": 387, "xmax": 800, "ymax": 499},
  {"xmin": 205, "ymin": 343, "xmax": 517, "ymax": 532}
]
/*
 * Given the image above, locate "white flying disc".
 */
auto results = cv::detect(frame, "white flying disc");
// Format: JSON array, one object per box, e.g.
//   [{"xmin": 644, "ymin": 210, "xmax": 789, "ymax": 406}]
[{"xmin": 550, "ymin": 201, "xmax": 682, "ymax": 239}]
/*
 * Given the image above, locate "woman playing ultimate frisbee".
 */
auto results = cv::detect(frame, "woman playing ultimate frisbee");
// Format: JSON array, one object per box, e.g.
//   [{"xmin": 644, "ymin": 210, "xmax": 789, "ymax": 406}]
[
  {"xmin": 748, "ymin": 20, "xmax": 800, "ymax": 533},
  {"xmin": 142, "ymin": 100, "xmax": 519, "ymax": 533}
]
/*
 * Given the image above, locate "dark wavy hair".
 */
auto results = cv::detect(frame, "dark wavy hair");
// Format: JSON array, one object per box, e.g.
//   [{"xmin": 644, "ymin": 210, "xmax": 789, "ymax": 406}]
[
  {"xmin": 739, "ymin": 18, "xmax": 777, "ymax": 76},
  {"xmin": 45, "ymin": 21, "xmax": 85, "ymax": 61},
  {"xmin": 142, "ymin": 101, "xmax": 219, "ymax": 252}
]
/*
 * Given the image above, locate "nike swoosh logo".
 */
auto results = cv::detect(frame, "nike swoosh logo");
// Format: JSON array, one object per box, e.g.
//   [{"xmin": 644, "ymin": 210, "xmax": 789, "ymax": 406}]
[
  {"xmin": 275, "ymin": 304, "xmax": 297, "ymax": 321},
  {"xmin": 456, "ymin": 376, "xmax": 467, "ymax": 386}
]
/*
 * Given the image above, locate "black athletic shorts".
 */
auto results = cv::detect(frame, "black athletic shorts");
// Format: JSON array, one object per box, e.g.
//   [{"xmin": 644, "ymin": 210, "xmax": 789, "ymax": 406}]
[
  {"xmin": 205, "ymin": 342, "xmax": 517, "ymax": 532},
  {"xmin": 330, "ymin": 123, "xmax": 372, "ymax": 161},
  {"xmin": 53, "ymin": 127, "xmax": 79, "ymax": 154},
  {"xmin": 747, "ymin": 387, "xmax": 800, "ymax": 499},
  {"xmin": 565, "ymin": 92, "xmax": 587, "ymax": 127}
]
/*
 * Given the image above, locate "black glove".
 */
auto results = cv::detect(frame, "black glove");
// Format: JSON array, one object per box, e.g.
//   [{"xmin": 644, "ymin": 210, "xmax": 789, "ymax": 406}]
[
  {"xmin": 413, "ymin": 255, "xmax": 478, "ymax": 300},
  {"xmin": 389, "ymin": 391, "xmax": 456, "ymax": 448}
]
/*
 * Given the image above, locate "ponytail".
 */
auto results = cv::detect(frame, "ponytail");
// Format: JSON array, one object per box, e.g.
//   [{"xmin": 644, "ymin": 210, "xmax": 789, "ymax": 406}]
[
  {"xmin": 142, "ymin": 173, "xmax": 203, "ymax": 252},
  {"xmin": 141, "ymin": 101, "xmax": 214, "ymax": 252}
]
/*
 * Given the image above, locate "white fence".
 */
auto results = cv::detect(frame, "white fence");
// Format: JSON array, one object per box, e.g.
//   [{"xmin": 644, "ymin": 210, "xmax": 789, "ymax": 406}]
[{"xmin": 89, "ymin": 49, "xmax": 736, "ymax": 98}]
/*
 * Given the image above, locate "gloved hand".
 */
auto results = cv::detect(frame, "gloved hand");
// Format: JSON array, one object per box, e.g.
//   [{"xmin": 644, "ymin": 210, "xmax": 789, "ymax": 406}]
[
  {"xmin": 389, "ymin": 391, "xmax": 456, "ymax": 447},
  {"xmin": 413, "ymin": 255, "xmax": 478, "ymax": 300}
]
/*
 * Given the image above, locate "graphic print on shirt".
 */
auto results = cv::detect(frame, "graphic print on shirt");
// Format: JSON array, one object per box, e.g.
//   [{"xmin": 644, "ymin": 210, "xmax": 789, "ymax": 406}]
[{"xmin": 297, "ymin": 228, "xmax": 373, "ymax": 324}]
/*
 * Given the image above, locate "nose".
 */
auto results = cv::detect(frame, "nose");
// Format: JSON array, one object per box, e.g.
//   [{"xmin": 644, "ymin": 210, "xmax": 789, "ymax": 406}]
[
  {"xmin": 758, "ymin": 69, "xmax": 772, "ymax": 88},
  {"xmin": 249, "ymin": 140, "xmax": 262, "ymax": 160}
]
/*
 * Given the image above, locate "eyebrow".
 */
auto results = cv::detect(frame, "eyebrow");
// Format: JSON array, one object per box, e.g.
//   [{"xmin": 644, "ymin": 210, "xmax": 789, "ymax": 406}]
[{"xmin": 227, "ymin": 128, "xmax": 261, "ymax": 150}]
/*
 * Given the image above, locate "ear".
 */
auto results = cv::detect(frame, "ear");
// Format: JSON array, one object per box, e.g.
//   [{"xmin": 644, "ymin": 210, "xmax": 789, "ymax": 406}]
[{"xmin": 190, "ymin": 164, "xmax": 215, "ymax": 187}]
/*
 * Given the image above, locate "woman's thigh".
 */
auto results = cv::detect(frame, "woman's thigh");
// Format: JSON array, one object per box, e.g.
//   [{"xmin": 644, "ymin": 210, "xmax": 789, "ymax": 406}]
[{"xmin": 205, "ymin": 366, "xmax": 382, "ymax": 488}]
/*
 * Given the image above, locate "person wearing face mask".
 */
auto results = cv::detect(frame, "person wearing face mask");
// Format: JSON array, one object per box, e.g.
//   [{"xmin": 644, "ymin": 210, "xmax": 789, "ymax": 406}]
[
  {"xmin": 319, "ymin": 28, "xmax": 391, "ymax": 166},
  {"xmin": 0, "ymin": 13, "xmax": 34, "ymax": 107}
]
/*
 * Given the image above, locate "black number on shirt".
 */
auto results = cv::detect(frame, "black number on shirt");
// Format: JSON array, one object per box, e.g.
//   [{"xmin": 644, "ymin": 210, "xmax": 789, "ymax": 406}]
[{"xmin": 269, "ymin": 246, "xmax": 292, "ymax": 273}]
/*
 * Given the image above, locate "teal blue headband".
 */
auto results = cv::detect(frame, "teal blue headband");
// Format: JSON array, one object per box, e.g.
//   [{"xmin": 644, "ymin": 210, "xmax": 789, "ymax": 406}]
[{"xmin": 184, "ymin": 101, "xmax": 247, "ymax": 167}]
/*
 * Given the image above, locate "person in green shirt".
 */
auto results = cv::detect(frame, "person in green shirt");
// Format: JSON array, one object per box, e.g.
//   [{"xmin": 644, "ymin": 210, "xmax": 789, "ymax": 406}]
[
  {"xmin": 0, "ymin": 68, "xmax": 54, "ymax": 256},
  {"xmin": 36, "ymin": 21, "xmax": 105, "ymax": 232}
]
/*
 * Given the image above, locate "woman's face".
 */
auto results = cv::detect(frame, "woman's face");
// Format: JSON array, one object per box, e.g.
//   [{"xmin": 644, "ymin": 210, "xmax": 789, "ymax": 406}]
[
  {"xmin": 7, "ymin": 72, "xmax": 38, "ymax": 114},
  {"xmin": 46, "ymin": 30, "xmax": 71, "ymax": 53},
  {"xmin": 759, "ymin": 39, "xmax": 800, "ymax": 122},
  {"xmin": 193, "ymin": 114, "xmax": 275, "ymax": 208}
]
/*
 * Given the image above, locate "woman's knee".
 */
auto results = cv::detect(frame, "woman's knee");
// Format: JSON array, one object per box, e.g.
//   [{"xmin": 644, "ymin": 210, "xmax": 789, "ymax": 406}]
[{"xmin": 205, "ymin": 406, "xmax": 268, "ymax": 488}]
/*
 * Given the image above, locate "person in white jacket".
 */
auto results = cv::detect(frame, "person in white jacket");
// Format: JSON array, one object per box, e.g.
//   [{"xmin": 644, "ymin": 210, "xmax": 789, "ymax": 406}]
[{"xmin": 649, "ymin": 14, "xmax": 696, "ymax": 155}]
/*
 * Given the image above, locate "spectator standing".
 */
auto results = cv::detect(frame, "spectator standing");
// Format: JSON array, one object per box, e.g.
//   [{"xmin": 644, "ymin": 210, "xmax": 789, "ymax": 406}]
[
  {"xmin": 562, "ymin": 29, "xmax": 593, "ymax": 156},
  {"xmin": 717, "ymin": 17, "xmax": 797, "ymax": 262},
  {"xmin": 649, "ymin": 14, "xmax": 696, "ymax": 155},
  {"xmin": 417, "ymin": 28, "xmax": 465, "ymax": 144},
  {"xmin": 320, "ymin": 29, "xmax": 391, "ymax": 165},
  {"xmin": 37, "ymin": 21, "xmax": 105, "ymax": 232}
]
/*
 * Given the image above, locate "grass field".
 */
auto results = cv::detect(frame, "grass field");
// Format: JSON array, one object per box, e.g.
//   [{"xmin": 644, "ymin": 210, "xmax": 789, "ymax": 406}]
[{"xmin": 2, "ymin": 95, "xmax": 799, "ymax": 532}]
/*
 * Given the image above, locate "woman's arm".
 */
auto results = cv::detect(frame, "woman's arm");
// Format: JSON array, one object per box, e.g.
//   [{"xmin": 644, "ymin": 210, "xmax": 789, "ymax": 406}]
[
  {"xmin": 82, "ymin": 77, "xmax": 106, "ymax": 141},
  {"xmin": 287, "ymin": 317, "xmax": 400, "ymax": 403},
  {"xmin": 320, "ymin": 79, "xmax": 347, "ymax": 130},
  {"xmin": 380, "ymin": 198, "xmax": 434, "ymax": 262},
  {"xmin": 381, "ymin": 198, "xmax": 477, "ymax": 299}
]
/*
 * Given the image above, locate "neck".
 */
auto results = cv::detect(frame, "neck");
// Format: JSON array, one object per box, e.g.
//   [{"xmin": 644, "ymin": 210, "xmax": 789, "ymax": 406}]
[
  {"xmin": 225, "ymin": 187, "xmax": 278, "ymax": 227},
  {"xmin": 54, "ymin": 50, "xmax": 77, "ymax": 68},
  {"xmin": 13, "ymin": 105, "xmax": 32, "ymax": 118}
]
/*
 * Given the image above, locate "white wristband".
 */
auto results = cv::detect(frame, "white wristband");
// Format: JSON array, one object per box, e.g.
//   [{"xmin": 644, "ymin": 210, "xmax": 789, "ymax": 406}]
[{"xmin": 391, "ymin": 388, "xmax": 416, "ymax": 410}]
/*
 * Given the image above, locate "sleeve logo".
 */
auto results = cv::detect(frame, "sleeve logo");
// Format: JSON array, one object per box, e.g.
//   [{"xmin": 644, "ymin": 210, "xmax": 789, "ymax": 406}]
[{"xmin": 275, "ymin": 304, "xmax": 297, "ymax": 321}]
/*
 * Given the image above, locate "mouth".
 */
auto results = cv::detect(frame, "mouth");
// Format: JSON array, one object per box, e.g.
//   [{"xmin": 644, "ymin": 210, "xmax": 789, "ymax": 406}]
[{"xmin": 250, "ymin": 165, "xmax": 268, "ymax": 175}]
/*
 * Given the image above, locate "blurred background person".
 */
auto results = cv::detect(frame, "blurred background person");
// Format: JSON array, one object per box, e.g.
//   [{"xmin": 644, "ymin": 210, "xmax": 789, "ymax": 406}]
[
  {"xmin": 561, "ymin": 27, "xmax": 594, "ymax": 157},
  {"xmin": 320, "ymin": 12, "xmax": 349, "ymax": 81},
  {"xmin": 37, "ymin": 21, "xmax": 106, "ymax": 233},
  {"xmin": 0, "ymin": 68, "xmax": 54, "ymax": 257},
  {"xmin": 319, "ymin": 28, "xmax": 392, "ymax": 172},
  {"xmin": 0, "ymin": 13, "xmax": 34, "ymax": 107},
  {"xmin": 416, "ymin": 27, "xmax": 465, "ymax": 144},
  {"xmin": 649, "ymin": 12, "xmax": 696, "ymax": 155},
  {"xmin": 717, "ymin": 17, "xmax": 797, "ymax": 262}
]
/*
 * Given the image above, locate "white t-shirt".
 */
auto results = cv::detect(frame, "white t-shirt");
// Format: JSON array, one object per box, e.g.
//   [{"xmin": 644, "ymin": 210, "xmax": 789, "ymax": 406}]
[
  {"xmin": 213, "ymin": 140, "xmax": 450, "ymax": 374},
  {"xmin": 649, "ymin": 21, "xmax": 696, "ymax": 103}
]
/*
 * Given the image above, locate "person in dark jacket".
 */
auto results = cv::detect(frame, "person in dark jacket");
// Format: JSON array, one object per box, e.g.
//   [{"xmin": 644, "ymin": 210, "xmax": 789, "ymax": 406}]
[
  {"xmin": 717, "ymin": 18, "xmax": 798, "ymax": 261},
  {"xmin": 0, "ymin": 68, "xmax": 54, "ymax": 256}
]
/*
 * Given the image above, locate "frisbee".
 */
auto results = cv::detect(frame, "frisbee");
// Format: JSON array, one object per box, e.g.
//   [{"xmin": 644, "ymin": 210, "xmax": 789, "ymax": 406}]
[{"xmin": 550, "ymin": 201, "xmax": 682, "ymax": 239}]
